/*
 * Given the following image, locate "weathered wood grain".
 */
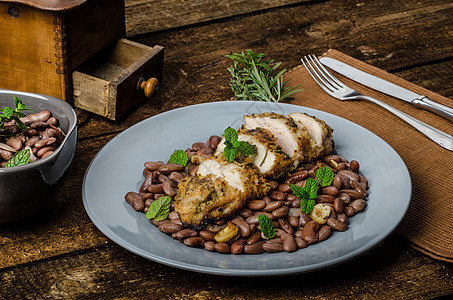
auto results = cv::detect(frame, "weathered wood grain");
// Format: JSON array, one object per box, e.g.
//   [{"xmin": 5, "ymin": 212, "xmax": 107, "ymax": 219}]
[
  {"xmin": 1, "ymin": 237, "xmax": 452, "ymax": 299},
  {"xmin": 124, "ymin": 0, "xmax": 313, "ymax": 36}
]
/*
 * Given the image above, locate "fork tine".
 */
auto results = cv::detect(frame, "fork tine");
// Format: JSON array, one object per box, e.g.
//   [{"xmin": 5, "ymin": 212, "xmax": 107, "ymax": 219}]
[
  {"xmin": 301, "ymin": 56, "xmax": 336, "ymax": 94},
  {"xmin": 307, "ymin": 55, "xmax": 343, "ymax": 89}
]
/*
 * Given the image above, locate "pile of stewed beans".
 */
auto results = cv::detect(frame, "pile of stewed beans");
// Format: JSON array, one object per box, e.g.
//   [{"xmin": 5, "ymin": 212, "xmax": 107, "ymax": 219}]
[
  {"xmin": 125, "ymin": 135, "xmax": 369, "ymax": 254},
  {"xmin": 0, "ymin": 110, "xmax": 64, "ymax": 167}
]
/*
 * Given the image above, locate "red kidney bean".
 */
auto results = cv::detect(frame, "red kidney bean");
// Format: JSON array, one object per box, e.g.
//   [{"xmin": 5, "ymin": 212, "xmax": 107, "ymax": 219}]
[
  {"xmin": 349, "ymin": 160, "xmax": 359, "ymax": 173},
  {"xmin": 351, "ymin": 199, "xmax": 367, "ymax": 211},
  {"xmin": 6, "ymin": 137, "xmax": 22, "ymax": 151},
  {"xmin": 323, "ymin": 155, "xmax": 343, "ymax": 164},
  {"xmin": 125, "ymin": 192, "xmax": 145, "ymax": 212},
  {"xmin": 154, "ymin": 193, "xmax": 166, "ymax": 200},
  {"xmin": 267, "ymin": 180, "xmax": 278, "ymax": 190},
  {"xmin": 140, "ymin": 173, "xmax": 154, "ymax": 193},
  {"xmin": 327, "ymin": 218, "xmax": 347, "ymax": 231},
  {"xmin": 173, "ymin": 229, "xmax": 197, "ymax": 240},
  {"xmin": 302, "ymin": 221, "xmax": 319, "ymax": 244},
  {"xmin": 238, "ymin": 207, "xmax": 254, "ymax": 218},
  {"xmin": 278, "ymin": 183, "xmax": 291, "ymax": 193},
  {"xmin": 295, "ymin": 237, "xmax": 307, "ymax": 249},
  {"xmin": 207, "ymin": 135, "xmax": 222, "ymax": 150},
  {"xmin": 338, "ymin": 170, "xmax": 360, "ymax": 182},
  {"xmin": 33, "ymin": 137, "xmax": 56, "ymax": 149},
  {"xmin": 332, "ymin": 175, "xmax": 343, "ymax": 189},
  {"xmin": 183, "ymin": 237, "xmax": 204, "ymax": 247},
  {"xmin": 262, "ymin": 242, "xmax": 284, "ymax": 253},
  {"xmin": 344, "ymin": 206, "xmax": 355, "ymax": 217},
  {"xmin": 37, "ymin": 146, "xmax": 56, "ymax": 157},
  {"xmin": 170, "ymin": 219, "xmax": 183, "ymax": 226},
  {"xmin": 337, "ymin": 213, "xmax": 348, "ymax": 224},
  {"xmin": 336, "ymin": 162, "xmax": 349, "ymax": 171},
  {"xmin": 263, "ymin": 201, "xmax": 282, "ymax": 212},
  {"xmin": 281, "ymin": 233, "xmax": 297, "ymax": 253},
  {"xmin": 144, "ymin": 199, "xmax": 154, "ymax": 208},
  {"xmin": 21, "ymin": 110, "xmax": 51, "ymax": 124},
  {"xmin": 25, "ymin": 136, "xmax": 40, "ymax": 147},
  {"xmin": 318, "ymin": 225, "xmax": 332, "ymax": 241},
  {"xmin": 272, "ymin": 206, "xmax": 289, "ymax": 219},
  {"xmin": 350, "ymin": 179, "xmax": 368, "ymax": 197},
  {"xmin": 287, "ymin": 194, "xmax": 297, "ymax": 202},
  {"xmin": 287, "ymin": 216, "xmax": 300, "ymax": 228},
  {"xmin": 147, "ymin": 183, "xmax": 164, "ymax": 194},
  {"xmin": 299, "ymin": 212, "xmax": 311, "ymax": 227},
  {"xmin": 199, "ymin": 230, "xmax": 216, "ymax": 241},
  {"xmin": 245, "ymin": 215, "xmax": 260, "ymax": 224},
  {"xmin": 321, "ymin": 186, "xmax": 340, "ymax": 197},
  {"xmin": 158, "ymin": 173, "xmax": 170, "ymax": 183},
  {"xmin": 248, "ymin": 200, "xmax": 266, "ymax": 210},
  {"xmin": 162, "ymin": 179, "xmax": 177, "ymax": 197},
  {"xmin": 168, "ymin": 211, "xmax": 179, "ymax": 220},
  {"xmin": 334, "ymin": 197, "xmax": 344, "ymax": 213},
  {"xmin": 231, "ymin": 218, "xmax": 250, "ymax": 237},
  {"xmin": 254, "ymin": 212, "xmax": 274, "ymax": 219},
  {"xmin": 284, "ymin": 170, "xmax": 308, "ymax": 184},
  {"xmin": 340, "ymin": 189, "xmax": 363, "ymax": 200},
  {"xmin": 231, "ymin": 238, "xmax": 246, "ymax": 254},
  {"xmin": 169, "ymin": 171, "xmax": 187, "ymax": 183},
  {"xmin": 359, "ymin": 174, "xmax": 368, "ymax": 189},
  {"xmin": 278, "ymin": 218, "xmax": 294, "ymax": 236},
  {"xmin": 214, "ymin": 243, "xmax": 230, "ymax": 253},
  {"xmin": 159, "ymin": 223, "xmax": 183, "ymax": 234},
  {"xmin": 338, "ymin": 193, "xmax": 351, "ymax": 204},
  {"xmin": 158, "ymin": 164, "xmax": 185, "ymax": 173},
  {"xmin": 246, "ymin": 231, "xmax": 262, "ymax": 245},
  {"xmin": 189, "ymin": 165, "xmax": 199, "ymax": 177},
  {"xmin": 244, "ymin": 241, "xmax": 265, "ymax": 254},
  {"xmin": 204, "ymin": 241, "xmax": 215, "ymax": 251},
  {"xmin": 144, "ymin": 161, "xmax": 165, "ymax": 171},
  {"xmin": 317, "ymin": 195, "xmax": 334, "ymax": 203},
  {"xmin": 269, "ymin": 190, "xmax": 286, "ymax": 201}
]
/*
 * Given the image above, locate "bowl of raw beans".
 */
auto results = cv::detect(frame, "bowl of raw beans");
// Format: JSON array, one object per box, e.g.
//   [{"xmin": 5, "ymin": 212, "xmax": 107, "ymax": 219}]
[{"xmin": 0, "ymin": 89, "xmax": 77, "ymax": 223}]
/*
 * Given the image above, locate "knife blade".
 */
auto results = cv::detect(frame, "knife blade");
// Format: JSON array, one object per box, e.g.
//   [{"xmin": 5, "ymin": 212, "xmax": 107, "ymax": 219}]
[{"xmin": 319, "ymin": 57, "xmax": 453, "ymax": 122}]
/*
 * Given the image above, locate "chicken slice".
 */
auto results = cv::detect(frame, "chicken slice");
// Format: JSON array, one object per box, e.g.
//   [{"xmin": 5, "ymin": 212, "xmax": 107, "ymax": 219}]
[
  {"xmin": 175, "ymin": 157, "xmax": 270, "ymax": 228},
  {"xmin": 215, "ymin": 127, "xmax": 293, "ymax": 177},
  {"xmin": 288, "ymin": 112, "xmax": 334, "ymax": 161},
  {"xmin": 243, "ymin": 112, "xmax": 310, "ymax": 164}
]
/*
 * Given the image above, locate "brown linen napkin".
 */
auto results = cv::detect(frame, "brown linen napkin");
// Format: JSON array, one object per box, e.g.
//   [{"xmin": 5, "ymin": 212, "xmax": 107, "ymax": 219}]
[{"xmin": 285, "ymin": 49, "xmax": 453, "ymax": 262}]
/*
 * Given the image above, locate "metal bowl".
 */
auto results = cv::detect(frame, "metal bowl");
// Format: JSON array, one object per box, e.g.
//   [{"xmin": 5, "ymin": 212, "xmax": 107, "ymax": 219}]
[{"xmin": 0, "ymin": 89, "xmax": 77, "ymax": 223}]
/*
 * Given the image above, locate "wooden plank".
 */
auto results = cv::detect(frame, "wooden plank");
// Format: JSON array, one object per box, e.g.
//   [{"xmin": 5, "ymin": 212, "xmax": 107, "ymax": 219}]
[
  {"xmin": 124, "ymin": 0, "xmax": 313, "ymax": 36},
  {"xmin": 1, "ymin": 237, "xmax": 452, "ymax": 299}
]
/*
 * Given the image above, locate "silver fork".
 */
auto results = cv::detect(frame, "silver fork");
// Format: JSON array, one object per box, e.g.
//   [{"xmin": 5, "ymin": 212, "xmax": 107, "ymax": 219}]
[{"xmin": 302, "ymin": 55, "xmax": 453, "ymax": 151}]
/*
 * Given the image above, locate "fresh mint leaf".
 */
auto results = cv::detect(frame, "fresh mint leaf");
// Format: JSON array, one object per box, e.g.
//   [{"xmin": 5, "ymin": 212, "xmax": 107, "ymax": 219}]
[
  {"xmin": 232, "ymin": 140, "xmax": 242, "ymax": 148},
  {"xmin": 146, "ymin": 196, "xmax": 172, "ymax": 221},
  {"xmin": 236, "ymin": 141, "xmax": 255, "ymax": 156},
  {"xmin": 169, "ymin": 149, "xmax": 189, "ymax": 166},
  {"xmin": 304, "ymin": 177, "xmax": 319, "ymax": 199},
  {"xmin": 5, "ymin": 148, "xmax": 30, "ymax": 167},
  {"xmin": 224, "ymin": 146, "xmax": 237, "ymax": 163},
  {"xmin": 3, "ymin": 107, "xmax": 13, "ymax": 119},
  {"xmin": 316, "ymin": 166, "xmax": 334, "ymax": 187},
  {"xmin": 258, "ymin": 214, "xmax": 275, "ymax": 239},
  {"xmin": 290, "ymin": 181, "xmax": 318, "ymax": 215},
  {"xmin": 224, "ymin": 127, "xmax": 237, "ymax": 143}
]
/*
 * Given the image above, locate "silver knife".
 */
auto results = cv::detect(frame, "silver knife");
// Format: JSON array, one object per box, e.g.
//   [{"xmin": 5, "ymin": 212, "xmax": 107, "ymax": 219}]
[{"xmin": 319, "ymin": 57, "xmax": 453, "ymax": 122}]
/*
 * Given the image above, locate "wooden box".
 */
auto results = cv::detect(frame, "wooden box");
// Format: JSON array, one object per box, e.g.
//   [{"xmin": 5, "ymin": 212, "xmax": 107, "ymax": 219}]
[
  {"xmin": 0, "ymin": 0, "xmax": 164, "ymax": 120},
  {"xmin": 73, "ymin": 39, "xmax": 163, "ymax": 120}
]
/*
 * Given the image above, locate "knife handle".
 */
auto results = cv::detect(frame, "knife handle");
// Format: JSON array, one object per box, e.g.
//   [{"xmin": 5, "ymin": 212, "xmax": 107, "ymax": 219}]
[
  {"xmin": 412, "ymin": 96, "xmax": 453, "ymax": 122},
  {"xmin": 358, "ymin": 95, "xmax": 453, "ymax": 151}
]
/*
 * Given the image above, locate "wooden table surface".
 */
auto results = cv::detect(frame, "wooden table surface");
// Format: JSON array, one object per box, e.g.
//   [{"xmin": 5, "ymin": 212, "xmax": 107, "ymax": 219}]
[{"xmin": 1, "ymin": 0, "xmax": 453, "ymax": 298}]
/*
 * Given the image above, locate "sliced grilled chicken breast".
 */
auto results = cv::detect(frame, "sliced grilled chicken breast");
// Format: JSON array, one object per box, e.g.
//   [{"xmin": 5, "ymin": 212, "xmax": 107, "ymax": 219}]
[
  {"xmin": 288, "ymin": 112, "xmax": 334, "ymax": 161},
  {"xmin": 175, "ymin": 157, "xmax": 270, "ymax": 228},
  {"xmin": 215, "ymin": 127, "xmax": 293, "ymax": 177},
  {"xmin": 243, "ymin": 112, "xmax": 310, "ymax": 164}
]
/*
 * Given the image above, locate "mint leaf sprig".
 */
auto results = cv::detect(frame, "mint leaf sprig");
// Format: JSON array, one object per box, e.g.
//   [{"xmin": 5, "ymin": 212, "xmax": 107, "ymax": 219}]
[
  {"xmin": 0, "ymin": 95, "xmax": 35, "ymax": 131},
  {"xmin": 223, "ymin": 127, "xmax": 255, "ymax": 163},
  {"xmin": 5, "ymin": 148, "xmax": 30, "ymax": 168},
  {"xmin": 290, "ymin": 166, "xmax": 335, "ymax": 214},
  {"xmin": 258, "ymin": 214, "xmax": 275, "ymax": 239},
  {"xmin": 146, "ymin": 196, "xmax": 172, "ymax": 221},
  {"xmin": 169, "ymin": 149, "xmax": 189, "ymax": 166}
]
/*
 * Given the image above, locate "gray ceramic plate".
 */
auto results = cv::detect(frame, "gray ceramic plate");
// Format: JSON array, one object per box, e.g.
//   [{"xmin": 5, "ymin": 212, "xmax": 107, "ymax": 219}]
[{"xmin": 82, "ymin": 101, "xmax": 411, "ymax": 276}]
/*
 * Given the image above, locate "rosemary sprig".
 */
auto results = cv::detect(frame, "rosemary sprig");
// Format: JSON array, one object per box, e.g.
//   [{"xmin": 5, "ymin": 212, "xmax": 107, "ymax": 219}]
[{"xmin": 226, "ymin": 50, "xmax": 303, "ymax": 102}]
